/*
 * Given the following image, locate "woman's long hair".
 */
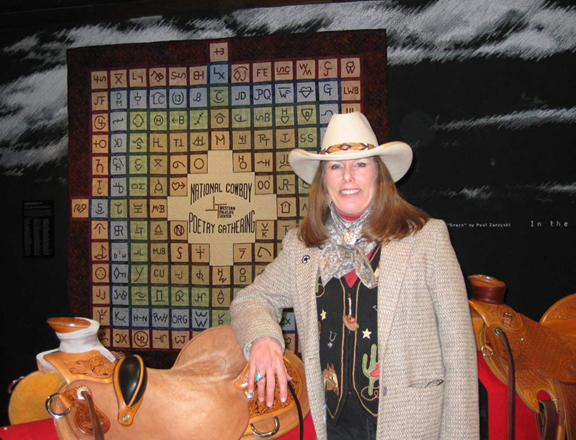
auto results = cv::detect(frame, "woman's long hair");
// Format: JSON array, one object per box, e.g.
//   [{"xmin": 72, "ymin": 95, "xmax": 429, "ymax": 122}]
[{"xmin": 298, "ymin": 158, "xmax": 430, "ymax": 247}]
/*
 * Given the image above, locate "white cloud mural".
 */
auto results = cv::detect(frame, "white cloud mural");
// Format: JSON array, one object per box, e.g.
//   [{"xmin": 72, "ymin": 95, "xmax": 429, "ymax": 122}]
[
  {"xmin": 0, "ymin": 0, "xmax": 575, "ymax": 178},
  {"xmin": 435, "ymin": 107, "xmax": 576, "ymax": 130}
]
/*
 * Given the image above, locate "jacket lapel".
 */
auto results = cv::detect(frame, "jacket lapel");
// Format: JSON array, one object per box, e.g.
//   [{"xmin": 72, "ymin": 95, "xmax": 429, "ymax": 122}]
[
  {"xmin": 376, "ymin": 236, "xmax": 414, "ymax": 360},
  {"xmin": 291, "ymin": 244, "xmax": 328, "ymax": 437}
]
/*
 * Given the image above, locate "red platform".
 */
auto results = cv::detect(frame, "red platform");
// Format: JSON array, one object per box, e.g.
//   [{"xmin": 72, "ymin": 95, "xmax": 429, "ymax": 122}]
[
  {"xmin": 1, "ymin": 419, "xmax": 59, "ymax": 440},
  {"xmin": 1, "ymin": 413, "xmax": 316, "ymax": 440},
  {"xmin": 477, "ymin": 351, "xmax": 543, "ymax": 440}
]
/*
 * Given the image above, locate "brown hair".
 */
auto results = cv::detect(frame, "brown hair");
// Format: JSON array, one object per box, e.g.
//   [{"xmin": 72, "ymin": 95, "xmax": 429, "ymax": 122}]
[{"xmin": 298, "ymin": 158, "xmax": 430, "ymax": 247}]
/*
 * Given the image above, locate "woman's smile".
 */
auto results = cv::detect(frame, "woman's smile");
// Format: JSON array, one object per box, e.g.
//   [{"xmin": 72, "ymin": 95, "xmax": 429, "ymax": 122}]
[{"xmin": 325, "ymin": 158, "xmax": 377, "ymax": 215}]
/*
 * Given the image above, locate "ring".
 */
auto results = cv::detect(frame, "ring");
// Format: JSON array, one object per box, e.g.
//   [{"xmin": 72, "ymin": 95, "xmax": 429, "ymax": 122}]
[{"xmin": 255, "ymin": 371, "xmax": 264, "ymax": 382}]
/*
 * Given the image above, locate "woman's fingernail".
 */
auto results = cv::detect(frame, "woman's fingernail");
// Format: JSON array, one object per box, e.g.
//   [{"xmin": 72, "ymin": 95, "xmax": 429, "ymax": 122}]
[
  {"xmin": 267, "ymin": 401, "xmax": 272, "ymax": 407},
  {"xmin": 281, "ymin": 397, "xmax": 286, "ymax": 403}
]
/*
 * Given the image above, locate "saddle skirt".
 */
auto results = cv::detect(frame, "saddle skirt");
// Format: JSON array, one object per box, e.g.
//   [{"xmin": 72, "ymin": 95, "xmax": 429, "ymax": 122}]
[{"xmin": 41, "ymin": 320, "xmax": 308, "ymax": 440}]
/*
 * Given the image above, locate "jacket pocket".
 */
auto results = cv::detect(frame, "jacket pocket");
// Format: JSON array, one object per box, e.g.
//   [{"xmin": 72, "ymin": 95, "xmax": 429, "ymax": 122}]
[
  {"xmin": 408, "ymin": 378, "xmax": 444, "ymax": 389},
  {"xmin": 406, "ymin": 381, "xmax": 444, "ymax": 438}
]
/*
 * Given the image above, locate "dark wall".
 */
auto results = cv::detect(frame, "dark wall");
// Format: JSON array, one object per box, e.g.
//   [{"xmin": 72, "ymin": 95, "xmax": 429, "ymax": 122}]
[{"xmin": 1, "ymin": 176, "xmax": 68, "ymax": 425}]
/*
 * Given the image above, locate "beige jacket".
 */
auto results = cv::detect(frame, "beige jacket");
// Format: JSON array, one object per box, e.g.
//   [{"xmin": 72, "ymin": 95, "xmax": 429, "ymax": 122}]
[{"xmin": 230, "ymin": 219, "xmax": 479, "ymax": 439}]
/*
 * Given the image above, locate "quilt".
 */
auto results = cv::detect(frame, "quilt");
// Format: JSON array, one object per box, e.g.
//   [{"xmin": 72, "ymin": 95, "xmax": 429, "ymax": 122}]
[{"xmin": 67, "ymin": 30, "xmax": 388, "ymax": 353}]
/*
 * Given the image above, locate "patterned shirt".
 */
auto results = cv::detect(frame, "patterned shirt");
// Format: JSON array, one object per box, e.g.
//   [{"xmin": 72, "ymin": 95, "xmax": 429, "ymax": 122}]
[{"xmin": 317, "ymin": 245, "xmax": 381, "ymax": 423}]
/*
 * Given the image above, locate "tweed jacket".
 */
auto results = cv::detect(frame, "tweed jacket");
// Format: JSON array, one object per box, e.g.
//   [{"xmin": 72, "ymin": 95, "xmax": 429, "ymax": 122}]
[{"xmin": 230, "ymin": 219, "xmax": 479, "ymax": 439}]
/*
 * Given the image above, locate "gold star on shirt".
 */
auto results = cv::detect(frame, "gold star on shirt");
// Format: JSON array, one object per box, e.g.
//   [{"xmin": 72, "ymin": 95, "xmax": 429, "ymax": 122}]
[
  {"xmin": 362, "ymin": 328, "xmax": 372, "ymax": 339},
  {"xmin": 320, "ymin": 309, "xmax": 327, "ymax": 320}
]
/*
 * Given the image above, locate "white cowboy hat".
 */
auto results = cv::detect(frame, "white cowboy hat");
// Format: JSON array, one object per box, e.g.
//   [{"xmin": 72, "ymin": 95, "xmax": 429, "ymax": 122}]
[{"xmin": 288, "ymin": 112, "xmax": 413, "ymax": 184}]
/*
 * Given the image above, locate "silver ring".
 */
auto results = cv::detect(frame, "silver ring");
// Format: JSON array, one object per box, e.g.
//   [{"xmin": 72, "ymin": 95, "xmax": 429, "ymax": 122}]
[
  {"xmin": 46, "ymin": 393, "xmax": 71, "ymax": 419},
  {"xmin": 251, "ymin": 416, "xmax": 280, "ymax": 437},
  {"xmin": 255, "ymin": 371, "xmax": 264, "ymax": 382}
]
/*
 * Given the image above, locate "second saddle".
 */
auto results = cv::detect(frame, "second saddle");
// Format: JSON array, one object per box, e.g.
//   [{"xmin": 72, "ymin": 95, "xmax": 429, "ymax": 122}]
[{"xmin": 469, "ymin": 274, "xmax": 576, "ymax": 440}]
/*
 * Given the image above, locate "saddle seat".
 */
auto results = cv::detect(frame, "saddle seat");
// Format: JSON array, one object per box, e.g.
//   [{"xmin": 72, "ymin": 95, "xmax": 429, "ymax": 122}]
[
  {"xmin": 541, "ymin": 318, "xmax": 576, "ymax": 336},
  {"xmin": 540, "ymin": 293, "xmax": 576, "ymax": 337}
]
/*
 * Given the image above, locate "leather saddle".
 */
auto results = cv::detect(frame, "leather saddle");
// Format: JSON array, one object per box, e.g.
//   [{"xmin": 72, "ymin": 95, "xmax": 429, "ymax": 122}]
[
  {"xmin": 468, "ymin": 274, "xmax": 576, "ymax": 440},
  {"xmin": 39, "ymin": 319, "xmax": 308, "ymax": 440}
]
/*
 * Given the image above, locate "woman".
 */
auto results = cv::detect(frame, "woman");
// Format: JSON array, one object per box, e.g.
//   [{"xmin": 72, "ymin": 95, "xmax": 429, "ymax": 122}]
[{"xmin": 230, "ymin": 112, "xmax": 479, "ymax": 439}]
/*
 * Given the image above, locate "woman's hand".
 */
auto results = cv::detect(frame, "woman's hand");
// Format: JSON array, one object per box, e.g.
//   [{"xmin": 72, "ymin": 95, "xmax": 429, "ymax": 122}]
[{"xmin": 248, "ymin": 336, "xmax": 291, "ymax": 407}]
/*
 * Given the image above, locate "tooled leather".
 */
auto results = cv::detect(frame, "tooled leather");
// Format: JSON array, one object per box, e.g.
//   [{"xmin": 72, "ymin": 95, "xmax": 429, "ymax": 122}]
[
  {"xmin": 62, "ymin": 387, "xmax": 111, "ymax": 436},
  {"xmin": 471, "ymin": 293, "xmax": 576, "ymax": 436},
  {"xmin": 44, "ymin": 351, "xmax": 116, "ymax": 384},
  {"xmin": 482, "ymin": 313, "xmax": 576, "ymax": 383}
]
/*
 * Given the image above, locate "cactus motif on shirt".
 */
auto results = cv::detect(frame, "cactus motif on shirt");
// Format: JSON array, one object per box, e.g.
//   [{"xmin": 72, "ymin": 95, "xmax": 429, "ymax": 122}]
[{"xmin": 362, "ymin": 343, "xmax": 379, "ymax": 396}]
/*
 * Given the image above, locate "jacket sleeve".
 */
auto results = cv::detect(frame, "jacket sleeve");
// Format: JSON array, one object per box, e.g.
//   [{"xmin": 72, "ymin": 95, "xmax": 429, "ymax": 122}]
[
  {"xmin": 428, "ymin": 220, "xmax": 480, "ymax": 439},
  {"xmin": 230, "ymin": 229, "xmax": 298, "ymax": 360}
]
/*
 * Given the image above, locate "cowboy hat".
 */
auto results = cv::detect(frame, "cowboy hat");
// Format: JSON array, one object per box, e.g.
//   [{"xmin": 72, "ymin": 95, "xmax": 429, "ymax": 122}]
[{"xmin": 288, "ymin": 112, "xmax": 413, "ymax": 184}]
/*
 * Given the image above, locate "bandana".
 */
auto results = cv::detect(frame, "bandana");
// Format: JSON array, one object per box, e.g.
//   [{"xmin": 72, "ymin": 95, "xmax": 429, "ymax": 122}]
[{"xmin": 319, "ymin": 204, "xmax": 378, "ymax": 288}]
